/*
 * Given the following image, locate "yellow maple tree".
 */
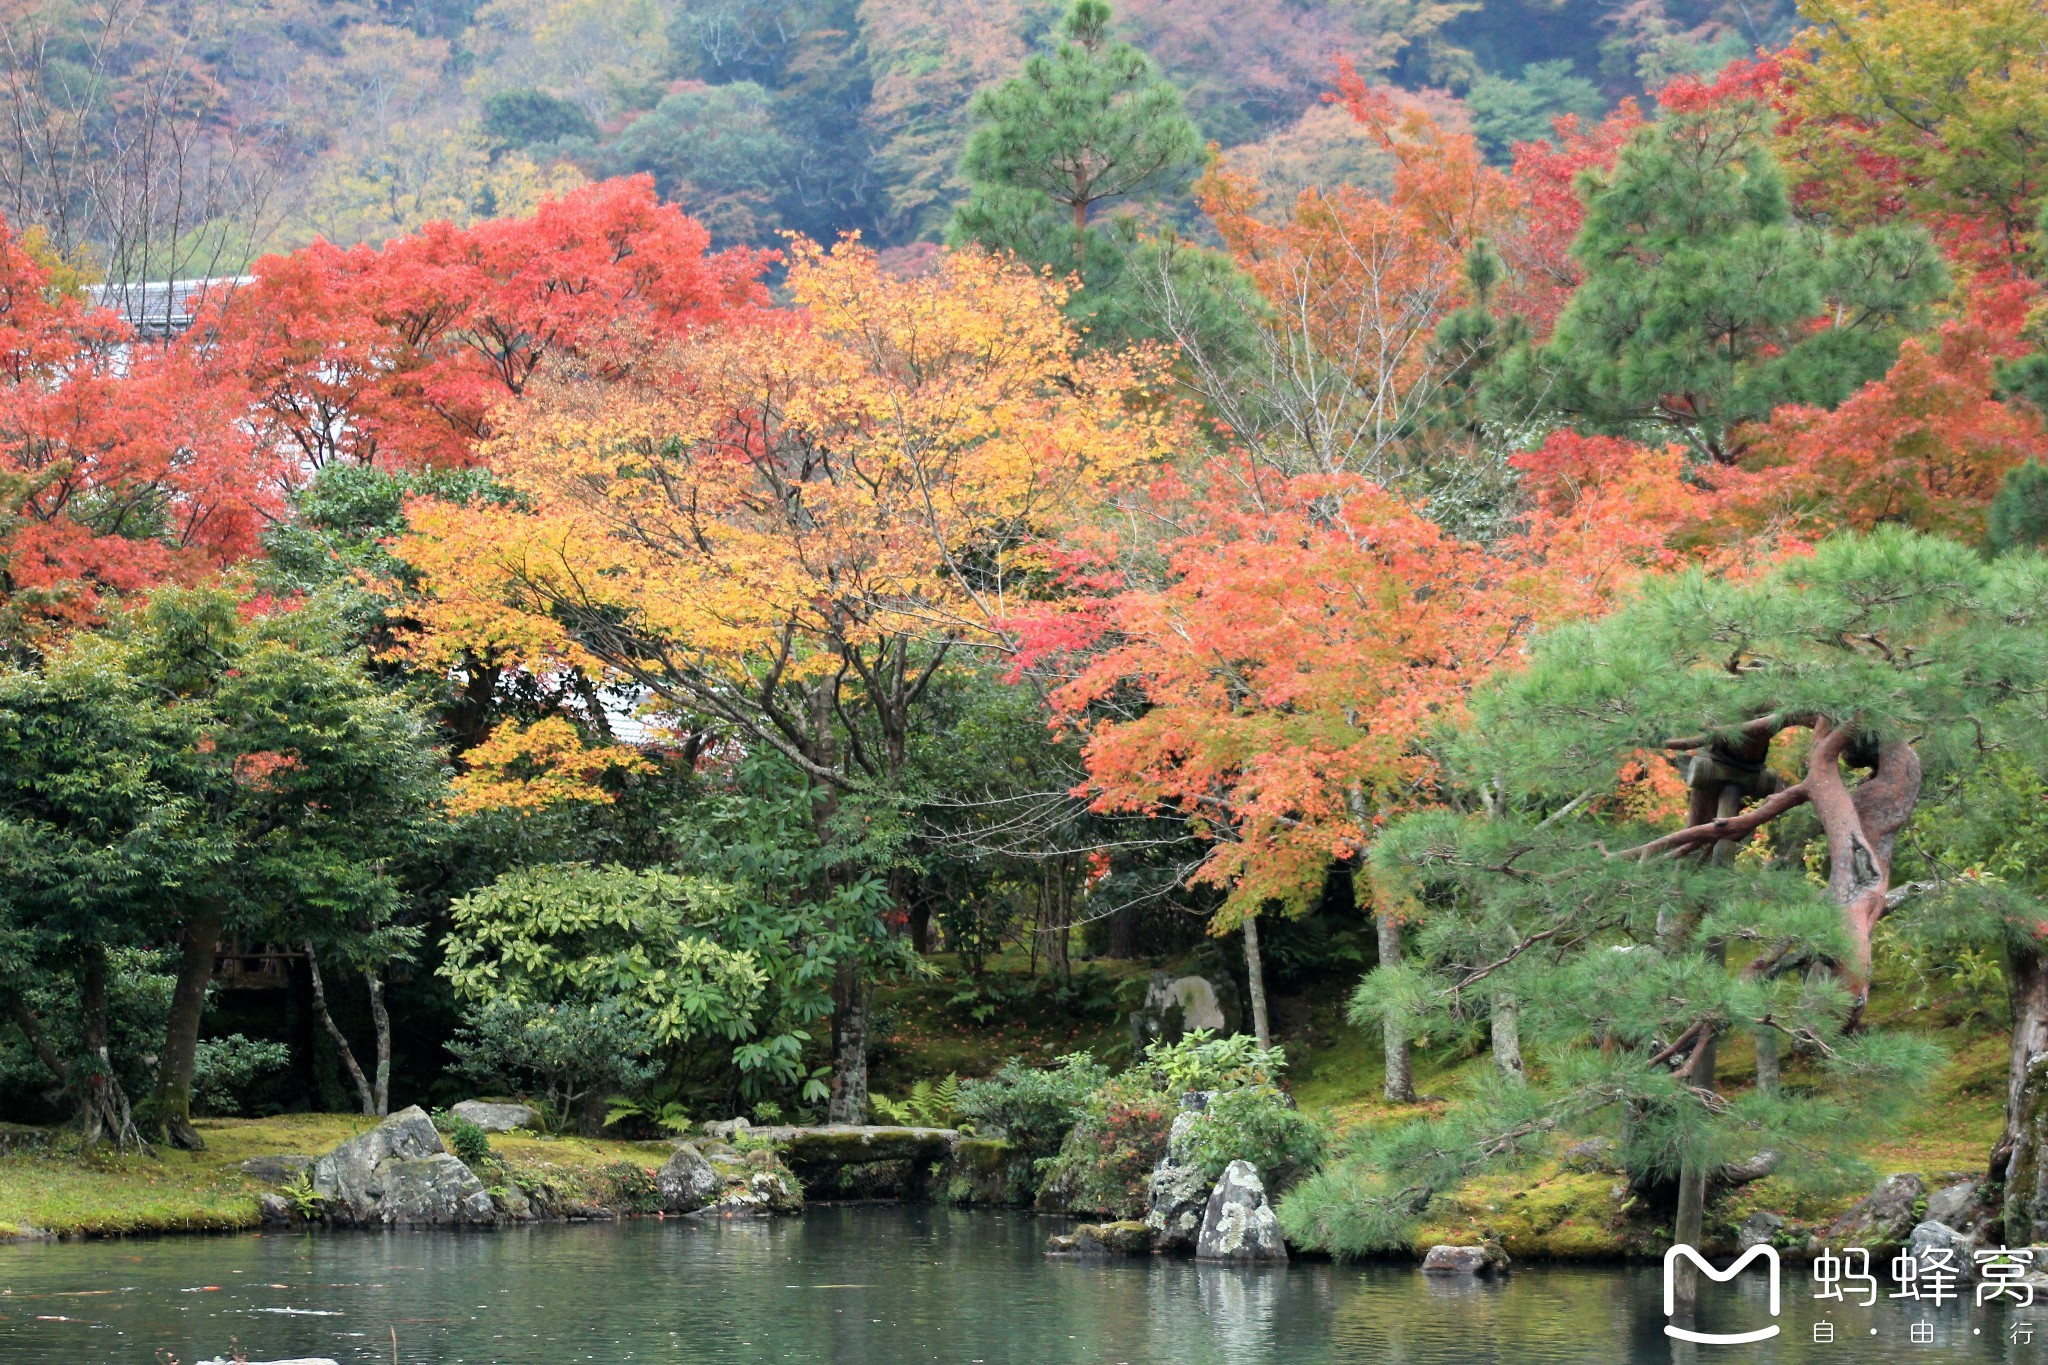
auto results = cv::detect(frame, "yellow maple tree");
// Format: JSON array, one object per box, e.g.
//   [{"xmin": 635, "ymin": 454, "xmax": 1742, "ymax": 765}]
[{"xmin": 400, "ymin": 237, "xmax": 1178, "ymax": 803}]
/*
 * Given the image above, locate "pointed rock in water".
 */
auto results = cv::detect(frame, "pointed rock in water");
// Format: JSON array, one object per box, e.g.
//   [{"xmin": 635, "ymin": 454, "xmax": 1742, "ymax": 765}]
[
  {"xmin": 657, "ymin": 1143, "xmax": 722, "ymax": 1213},
  {"xmin": 308, "ymin": 1105, "xmax": 497, "ymax": 1227},
  {"xmin": 1144, "ymin": 1091, "xmax": 1216, "ymax": 1252},
  {"xmin": 1195, "ymin": 1160, "xmax": 1287, "ymax": 1263}
]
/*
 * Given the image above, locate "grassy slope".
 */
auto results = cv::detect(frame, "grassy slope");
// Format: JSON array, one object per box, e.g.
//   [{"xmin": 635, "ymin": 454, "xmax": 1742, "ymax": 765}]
[{"xmin": 1281, "ymin": 970, "xmax": 2010, "ymax": 1257}]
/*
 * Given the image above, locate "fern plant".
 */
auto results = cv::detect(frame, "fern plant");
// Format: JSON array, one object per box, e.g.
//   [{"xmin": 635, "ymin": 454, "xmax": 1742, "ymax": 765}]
[
  {"xmin": 872, "ymin": 1074, "xmax": 963, "ymax": 1128},
  {"xmin": 602, "ymin": 1096, "xmax": 693, "ymax": 1136}
]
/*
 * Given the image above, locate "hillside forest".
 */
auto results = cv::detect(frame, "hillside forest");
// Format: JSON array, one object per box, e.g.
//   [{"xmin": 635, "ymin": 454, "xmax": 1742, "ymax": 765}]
[{"xmin": 3, "ymin": 0, "xmax": 2048, "ymax": 1261}]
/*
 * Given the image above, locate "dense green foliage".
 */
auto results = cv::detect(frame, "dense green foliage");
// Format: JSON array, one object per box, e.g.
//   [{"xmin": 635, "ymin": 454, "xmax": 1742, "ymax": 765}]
[{"xmin": 1490, "ymin": 102, "xmax": 1948, "ymax": 460}]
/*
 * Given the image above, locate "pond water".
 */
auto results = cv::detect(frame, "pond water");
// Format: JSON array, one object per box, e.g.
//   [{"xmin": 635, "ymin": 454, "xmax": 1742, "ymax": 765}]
[{"xmin": 0, "ymin": 1207, "xmax": 2041, "ymax": 1364}]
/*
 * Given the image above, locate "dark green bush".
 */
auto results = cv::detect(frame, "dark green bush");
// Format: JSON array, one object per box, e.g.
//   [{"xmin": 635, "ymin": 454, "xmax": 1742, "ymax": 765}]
[
  {"xmin": 431, "ymin": 1110, "xmax": 493, "ymax": 1168},
  {"xmin": 1180, "ymin": 1084, "xmax": 1325, "ymax": 1186},
  {"xmin": 956, "ymin": 1052, "xmax": 1109, "ymax": 1156}
]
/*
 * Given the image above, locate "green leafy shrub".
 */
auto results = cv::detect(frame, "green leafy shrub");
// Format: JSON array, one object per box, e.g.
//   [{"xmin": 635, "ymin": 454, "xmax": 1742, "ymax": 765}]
[
  {"xmin": 1038, "ymin": 1078, "xmax": 1174, "ymax": 1219},
  {"xmin": 1135, "ymin": 1030, "xmax": 1282, "ymax": 1093},
  {"xmin": 431, "ymin": 1109, "xmax": 493, "ymax": 1168},
  {"xmin": 957, "ymin": 1053, "xmax": 1109, "ymax": 1155},
  {"xmin": 191, "ymin": 1034, "xmax": 292, "ymax": 1117},
  {"xmin": 445, "ymin": 996, "xmax": 659, "ymax": 1125},
  {"xmin": 1180, "ymin": 1084, "xmax": 1325, "ymax": 1186}
]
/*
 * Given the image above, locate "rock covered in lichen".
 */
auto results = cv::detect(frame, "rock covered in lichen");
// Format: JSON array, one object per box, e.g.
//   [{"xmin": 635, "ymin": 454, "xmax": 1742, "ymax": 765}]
[
  {"xmin": 308, "ymin": 1106, "xmax": 496, "ymax": 1227},
  {"xmin": 656, "ymin": 1143, "xmax": 721, "ymax": 1214},
  {"xmin": 1195, "ymin": 1160, "xmax": 1287, "ymax": 1263}
]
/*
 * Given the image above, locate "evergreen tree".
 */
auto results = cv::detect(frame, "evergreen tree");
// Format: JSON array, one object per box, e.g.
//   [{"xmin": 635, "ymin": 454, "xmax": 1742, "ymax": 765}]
[
  {"xmin": 1465, "ymin": 60, "xmax": 1605, "ymax": 165},
  {"xmin": 1990, "ymin": 461, "xmax": 2048, "ymax": 556},
  {"xmin": 1489, "ymin": 100, "xmax": 1948, "ymax": 462},
  {"xmin": 1283, "ymin": 530, "xmax": 2048, "ymax": 1285},
  {"xmin": 952, "ymin": 0, "xmax": 1201, "ymax": 256},
  {"xmin": 947, "ymin": 0, "xmax": 1232, "ymax": 349}
]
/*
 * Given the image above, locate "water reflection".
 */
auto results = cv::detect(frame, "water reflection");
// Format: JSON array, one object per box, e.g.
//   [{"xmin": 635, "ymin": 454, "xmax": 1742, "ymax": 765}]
[{"xmin": 0, "ymin": 1208, "xmax": 2038, "ymax": 1363}]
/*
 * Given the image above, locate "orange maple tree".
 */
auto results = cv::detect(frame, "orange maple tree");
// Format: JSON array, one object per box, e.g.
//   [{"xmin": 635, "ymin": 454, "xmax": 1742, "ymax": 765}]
[
  {"xmin": 195, "ymin": 176, "xmax": 770, "ymax": 487},
  {"xmin": 0, "ymin": 219, "xmax": 279, "ymax": 642}
]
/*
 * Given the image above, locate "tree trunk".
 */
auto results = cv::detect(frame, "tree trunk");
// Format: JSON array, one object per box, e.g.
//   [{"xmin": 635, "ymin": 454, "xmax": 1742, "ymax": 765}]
[
  {"xmin": 1491, "ymin": 991, "xmax": 1524, "ymax": 1083},
  {"xmin": 908, "ymin": 900, "xmax": 932, "ymax": 955},
  {"xmin": 1378, "ymin": 913, "xmax": 1414, "ymax": 1103},
  {"xmin": 1071, "ymin": 197, "xmax": 1088, "ymax": 261},
  {"xmin": 78, "ymin": 943, "xmax": 143, "ymax": 1151},
  {"xmin": 5, "ymin": 995, "xmax": 69, "ymax": 1087},
  {"xmin": 826, "ymin": 958, "xmax": 869, "ymax": 1124},
  {"xmin": 1107, "ymin": 902, "xmax": 1139, "ymax": 959},
  {"xmin": 1244, "ymin": 914, "xmax": 1272, "ymax": 1051},
  {"xmin": 1805, "ymin": 727, "xmax": 1922, "ymax": 1018},
  {"xmin": 304, "ymin": 942, "xmax": 376, "ymax": 1117},
  {"xmin": 1995, "ymin": 941, "xmax": 2048, "ymax": 1181},
  {"xmin": 1753, "ymin": 1026, "xmax": 1780, "ymax": 1096},
  {"xmin": 1671, "ymin": 1149, "xmax": 1711, "ymax": 1307},
  {"xmin": 151, "ymin": 907, "xmax": 223, "ymax": 1151},
  {"xmin": 1046, "ymin": 861, "xmax": 1072, "ymax": 984},
  {"xmin": 367, "ymin": 968, "xmax": 391, "ymax": 1117}
]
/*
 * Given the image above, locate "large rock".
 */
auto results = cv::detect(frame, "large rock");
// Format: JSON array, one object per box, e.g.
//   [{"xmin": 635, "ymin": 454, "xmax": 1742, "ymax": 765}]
[
  {"xmin": 1130, "ymin": 972, "xmax": 1232, "ymax": 1049},
  {"xmin": 1145, "ymin": 1092, "xmax": 1217, "ymax": 1252},
  {"xmin": 1737, "ymin": 1211, "xmax": 1785, "ymax": 1252},
  {"xmin": 944, "ymin": 1137, "xmax": 1035, "ymax": 1207},
  {"xmin": 1824, "ymin": 1173, "xmax": 1927, "ymax": 1251},
  {"xmin": 1195, "ymin": 1160, "xmax": 1287, "ymax": 1263},
  {"xmin": 1421, "ymin": 1243, "xmax": 1510, "ymax": 1275},
  {"xmin": 1907, "ymin": 1220, "xmax": 1978, "ymax": 1278},
  {"xmin": 1561, "ymin": 1137, "xmax": 1620, "ymax": 1174},
  {"xmin": 450, "ymin": 1100, "xmax": 540, "ymax": 1134},
  {"xmin": 308, "ymin": 1106, "xmax": 497, "ymax": 1227},
  {"xmin": 656, "ymin": 1143, "xmax": 721, "ymax": 1213},
  {"xmin": 1927, "ymin": 1179, "xmax": 1995, "ymax": 1235}
]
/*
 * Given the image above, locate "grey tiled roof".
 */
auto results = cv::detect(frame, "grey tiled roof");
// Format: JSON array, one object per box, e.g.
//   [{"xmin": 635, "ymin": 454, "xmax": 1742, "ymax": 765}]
[{"xmin": 87, "ymin": 275, "xmax": 252, "ymax": 338}]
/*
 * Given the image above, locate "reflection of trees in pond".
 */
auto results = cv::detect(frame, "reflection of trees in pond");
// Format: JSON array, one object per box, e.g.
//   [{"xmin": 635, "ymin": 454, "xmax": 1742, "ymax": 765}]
[{"xmin": 1328, "ymin": 1265, "xmax": 1662, "ymax": 1362}]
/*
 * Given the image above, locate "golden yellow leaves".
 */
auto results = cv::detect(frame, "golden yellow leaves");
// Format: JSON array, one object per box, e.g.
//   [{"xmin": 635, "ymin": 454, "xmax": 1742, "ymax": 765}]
[
  {"xmin": 447, "ymin": 715, "xmax": 652, "ymax": 816},
  {"xmin": 399, "ymin": 238, "xmax": 1179, "ymax": 693}
]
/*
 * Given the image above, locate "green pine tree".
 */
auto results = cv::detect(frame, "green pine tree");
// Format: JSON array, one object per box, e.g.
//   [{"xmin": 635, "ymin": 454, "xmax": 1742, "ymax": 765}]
[
  {"xmin": 947, "ymin": 0, "xmax": 1234, "ymax": 350},
  {"xmin": 1489, "ymin": 100, "xmax": 1949, "ymax": 462},
  {"xmin": 1281, "ymin": 529, "xmax": 2048, "ymax": 1283}
]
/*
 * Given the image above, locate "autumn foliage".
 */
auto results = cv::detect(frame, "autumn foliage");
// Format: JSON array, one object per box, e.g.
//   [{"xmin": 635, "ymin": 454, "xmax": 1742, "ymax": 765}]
[
  {"xmin": 198, "ymin": 176, "xmax": 768, "ymax": 482},
  {"xmin": 396, "ymin": 237, "xmax": 1179, "ymax": 787}
]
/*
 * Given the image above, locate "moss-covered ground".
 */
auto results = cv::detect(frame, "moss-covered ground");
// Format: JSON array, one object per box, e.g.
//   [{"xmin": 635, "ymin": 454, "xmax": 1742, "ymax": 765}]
[{"xmin": 0, "ymin": 1114, "xmax": 673, "ymax": 1240}]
